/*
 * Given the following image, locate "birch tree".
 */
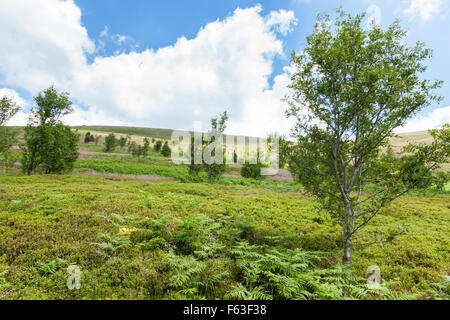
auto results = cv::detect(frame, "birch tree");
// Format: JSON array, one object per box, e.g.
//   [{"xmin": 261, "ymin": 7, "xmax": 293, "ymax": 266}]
[{"xmin": 286, "ymin": 10, "xmax": 447, "ymax": 296}]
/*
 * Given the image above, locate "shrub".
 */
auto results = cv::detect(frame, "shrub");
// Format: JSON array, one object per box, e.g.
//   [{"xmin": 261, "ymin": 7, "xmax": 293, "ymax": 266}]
[
  {"xmin": 241, "ymin": 162, "xmax": 263, "ymax": 179},
  {"xmin": 104, "ymin": 133, "xmax": 116, "ymax": 153},
  {"xmin": 118, "ymin": 137, "xmax": 127, "ymax": 148},
  {"xmin": 154, "ymin": 140, "xmax": 162, "ymax": 152},
  {"xmin": 161, "ymin": 141, "xmax": 171, "ymax": 157},
  {"xmin": 0, "ymin": 95, "xmax": 20, "ymax": 160},
  {"xmin": 84, "ymin": 132, "xmax": 92, "ymax": 143}
]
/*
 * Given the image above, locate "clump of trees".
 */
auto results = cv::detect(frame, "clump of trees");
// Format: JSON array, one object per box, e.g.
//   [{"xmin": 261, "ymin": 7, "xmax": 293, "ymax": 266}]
[
  {"xmin": 125, "ymin": 137, "xmax": 159, "ymax": 158},
  {"xmin": 241, "ymin": 162, "xmax": 263, "ymax": 179},
  {"xmin": 128, "ymin": 142, "xmax": 142, "ymax": 157},
  {"xmin": 84, "ymin": 132, "xmax": 95, "ymax": 143},
  {"xmin": 0, "ymin": 95, "xmax": 20, "ymax": 162},
  {"xmin": 151, "ymin": 139, "xmax": 171, "ymax": 157},
  {"xmin": 22, "ymin": 86, "xmax": 79, "ymax": 175},
  {"xmin": 285, "ymin": 9, "xmax": 448, "ymax": 296}
]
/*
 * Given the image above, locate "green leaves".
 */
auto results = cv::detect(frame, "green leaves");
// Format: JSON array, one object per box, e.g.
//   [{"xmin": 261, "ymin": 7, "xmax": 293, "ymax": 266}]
[
  {"xmin": 104, "ymin": 133, "xmax": 117, "ymax": 153},
  {"xmin": 21, "ymin": 87, "xmax": 79, "ymax": 175},
  {"xmin": 161, "ymin": 141, "xmax": 171, "ymax": 157},
  {"xmin": 0, "ymin": 95, "xmax": 20, "ymax": 127},
  {"xmin": 32, "ymin": 86, "xmax": 73, "ymax": 126},
  {"xmin": 36, "ymin": 258, "xmax": 68, "ymax": 276},
  {"xmin": 0, "ymin": 95, "xmax": 20, "ymax": 157},
  {"xmin": 22, "ymin": 123, "xmax": 79, "ymax": 174}
]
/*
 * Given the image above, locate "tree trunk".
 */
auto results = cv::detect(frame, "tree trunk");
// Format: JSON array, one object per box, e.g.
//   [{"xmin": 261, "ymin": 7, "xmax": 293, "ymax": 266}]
[
  {"xmin": 342, "ymin": 229, "xmax": 352, "ymax": 268},
  {"xmin": 342, "ymin": 205, "xmax": 353, "ymax": 298},
  {"xmin": 27, "ymin": 147, "xmax": 36, "ymax": 176}
]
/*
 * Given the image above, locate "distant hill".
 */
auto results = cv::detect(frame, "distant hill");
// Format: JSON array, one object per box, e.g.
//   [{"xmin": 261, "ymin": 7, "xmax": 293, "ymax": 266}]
[
  {"xmin": 73, "ymin": 126, "xmax": 436, "ymax": 145},
  {"xmin": 389, "ymin": 131, "xmax": 434, "ymax": 153},
  {"xmin": 72, "ymin": 125, "xmax": 178, "ymax": 140},
  {"xmin": 71, "ymin": 125, "xmax": 257, "ymax": 142}
]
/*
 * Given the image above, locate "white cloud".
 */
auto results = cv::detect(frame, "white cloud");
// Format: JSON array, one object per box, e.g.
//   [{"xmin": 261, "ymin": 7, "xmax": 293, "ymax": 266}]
[
  {"xmin": 396, "ymin": 106, "xmax": 450, "ymax": 133},
  {"xmin": 100, "ymin": 26, "xmax": 109, "ymax": 38},
  {"xmin": 62, "ymin": 106, "xmax": 125, "ymax": 127},
  {"xmin": 0, "ymin": 87, "xmax": 124, "ymax": 127},
  {"xmin": 98, "ymin": 25, "xmax": 134, "ymax": 48},
  {"xmin": 266, "ymin": 9, "xmax": 298, "ymax": 36},
  {"xmin": 0, "ymin": 88, "xmax": 28, "ymax": 126},
  {"xmin": 0, "ymin": 0, "xmax": 94, "ymax": 93},
  {"xmin": 403, "ymin": 0, "xmax": 445, "ymax": 21},
  {"xmin": 1, "ymin": 1, "xmax": 446, "ymax": 138},
  {"xmin": 70, "ymin": 6, "xmax": 297, "ymax": 136},
  {"xmin": 0, "ymin": 1, "xmax": 298, "ymax": 137},
  {"xmin": 0, "ymin": 88, "xmax": 27, "ymax": 108},
  {"xmin": 112, "ymin": 34, "xmax": 130, "ymax": 45},
  {"xmin": 366, "ymin": 5, "xmax": 381, "ymax": 27}
]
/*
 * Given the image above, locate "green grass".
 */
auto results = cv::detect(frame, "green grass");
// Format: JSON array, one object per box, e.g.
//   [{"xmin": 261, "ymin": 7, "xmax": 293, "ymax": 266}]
[
  {"xmin": 75, "ymin": 159, "xmax": 192, "ymax": 181},
  {"xmin": 78, "ymin": 143, "xmax": 125, "ymax": 154},
  {"xmin": 74, "ymin": 158, "xmax": 302, "ymax": 190},
  {"xmin": 0, "ymin": 150, "xmax": 22, "ymax": 163},
  {"xmin": 1, "ymin": 128, "xmax": 449, "ymax": 300},
  {"xmin": 0, "ymin": 173, "xmax": 448, "ymax": 299}
]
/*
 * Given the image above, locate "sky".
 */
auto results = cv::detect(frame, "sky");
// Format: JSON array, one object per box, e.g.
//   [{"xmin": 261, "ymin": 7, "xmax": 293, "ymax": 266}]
[{"xmin": 0, "ymin": 0, "xmax": 449, "ymax": 137}]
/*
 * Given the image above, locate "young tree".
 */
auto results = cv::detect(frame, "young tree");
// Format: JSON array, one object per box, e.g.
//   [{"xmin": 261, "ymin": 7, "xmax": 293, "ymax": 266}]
[
  {"xmin": 268, "ymin": 133, "xmax": 291, "ymax": 169},
  {"xmin": 286, "ymin": 10, "xmax": 446, "ymax": 295},
  {"xmin": 119, "ymin": 136, "xmax": 127, "ymax": 148},
  {"xmin": 188, "ymin": 135, "xmax": 203, "ymax": 179},
  {"xmin": 0, "ymin": 96, "xmax": 20, "ymax": 160},
  {"xmin": 233, "ymin": 150, "xmax": 238, "ymax": 164},
  {"xmin": 203, "ymin": 111, "xmax": 228, "ymax": 183},
  {"xmin": 22, "ymin": 86, "xmax": 79, "ymax": 175},
  {"xmin": 154, "ymin": 140, "xmax": 162, "ymax": 152},
  {"xmin": 128, "ymin": 141, "xmax": 136, "ymax": 155},
  {"xmin": 143, "ymin": 137, "xmax": 150, "ymax": 157},
  {"xmin": 84, "ymin": 132, "xmax": 92, "ymax": 143},
  {"xmin": 104, "ymin": 133, "xmax": 116, "ymax": 153},
  {"xmin": 161, "ymin": 141, "xmax": 171, "ymax": 157}
]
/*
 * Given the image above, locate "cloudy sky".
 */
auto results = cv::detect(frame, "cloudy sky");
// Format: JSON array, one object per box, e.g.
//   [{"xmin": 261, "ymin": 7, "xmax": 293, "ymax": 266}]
[{"xmin": 0, "ymin": 0, "xmax": 449, "ymax": 136}]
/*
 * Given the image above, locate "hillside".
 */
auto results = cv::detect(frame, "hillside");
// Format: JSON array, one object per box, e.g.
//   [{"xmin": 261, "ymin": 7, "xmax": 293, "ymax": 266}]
[
  {"xmin": 1, "ymin": 126, "xmax": 448, "ymax": 300},
  {"xmin": 72, "ymin": 126, "xmax": 177, "ymax": 140},
  {"xmin": 74, "ymin": 126, "xmax": 437, "ymax": 146},
  {"xmin": 390, "ymin": 131, "xmax": 434, "ymax": 153}
]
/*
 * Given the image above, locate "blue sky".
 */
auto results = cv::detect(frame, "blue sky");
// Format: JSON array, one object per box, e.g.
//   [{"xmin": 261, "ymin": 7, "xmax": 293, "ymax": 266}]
[
  {"xmin": 75, "ymin": 0, "xmax": 450, "ymax": 99},
  {"xmin": 0, "ymin": 0, "xmax": 449, "ymax": 136}
]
